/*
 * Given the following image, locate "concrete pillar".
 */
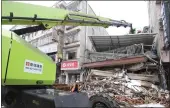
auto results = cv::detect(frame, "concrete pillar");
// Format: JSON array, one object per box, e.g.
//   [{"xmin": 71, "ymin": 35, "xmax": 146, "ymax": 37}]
[
  {"xmin": 70, "ymin": 75, "xmax": 76, "ymax": 83},
  {"xmin": 68, "ymin": 75, "xmax": 71, "ymax": 84},
  {"xmin": 58, "ymin": 75, "xmax": 62, "ymax": 84},
  {"xmin": 75, "ymin": 75, "xmax": 77, "ymax": 81},
  {"xmin": 65, "ymin": 72, "xmax": 69, "ymax": 84}
]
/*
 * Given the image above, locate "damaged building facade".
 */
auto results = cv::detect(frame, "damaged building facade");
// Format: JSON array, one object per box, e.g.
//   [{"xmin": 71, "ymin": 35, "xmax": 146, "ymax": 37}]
[{"xmin": 58, "ymin": 1, "xmax": 108, "ymax": 84}]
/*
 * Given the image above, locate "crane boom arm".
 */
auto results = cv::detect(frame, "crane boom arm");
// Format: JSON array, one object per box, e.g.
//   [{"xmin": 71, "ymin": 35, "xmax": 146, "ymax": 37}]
[{"xmin": 2, "ymin": 1, "xmax": 132, "ymax": 32}]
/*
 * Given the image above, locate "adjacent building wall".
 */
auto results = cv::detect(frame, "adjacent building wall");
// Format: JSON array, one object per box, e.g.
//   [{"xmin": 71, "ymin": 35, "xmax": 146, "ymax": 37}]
[
  {"xmin": 148, "ymin": 0, "xmax": 170, "ymax": 90},
  {"xmin": 147, "ymin": 1, "xmax": 170, "ymax": 62},
  {"xmin": 77, "ymin": 1, "xmax": 108, "ymax": 65}
]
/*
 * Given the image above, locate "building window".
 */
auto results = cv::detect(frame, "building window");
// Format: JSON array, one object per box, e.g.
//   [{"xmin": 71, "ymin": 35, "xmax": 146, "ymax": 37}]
[{"xmin": 68, "ymin": 52, "xmax": 76, "ymax": 60}]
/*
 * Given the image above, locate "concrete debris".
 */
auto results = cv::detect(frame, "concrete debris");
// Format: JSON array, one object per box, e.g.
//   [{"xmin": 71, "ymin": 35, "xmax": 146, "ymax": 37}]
[
  {"xmin": 127, "ymin": 63, "xmax": 145, "ymax": 71},
  {"xmin": 81, "ymin": 69, "xmax": 170, "ymax": 107},
  {"xmin": 144, "ymin": 51, "xmax": 157, "ymax": 59},
  {"xmin": 53, "ymin": 84, "xmax": 71, "ymax": 91},
  {"xmin": 81, "ymin": 42, "xmax": 170, "ymax": 107},
  {"xmin": 104, "ymin": 44, "xmax": 143, "ymax": 54}
]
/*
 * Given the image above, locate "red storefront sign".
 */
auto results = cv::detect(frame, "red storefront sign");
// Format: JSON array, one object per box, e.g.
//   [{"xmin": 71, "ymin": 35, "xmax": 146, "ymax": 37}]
[{"xmin": 61, "ymin": 60, "xmax": 79, "ymax": 70}]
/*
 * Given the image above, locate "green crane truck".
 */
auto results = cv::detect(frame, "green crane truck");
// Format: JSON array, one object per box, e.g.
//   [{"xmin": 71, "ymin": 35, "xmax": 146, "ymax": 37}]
[{"xmin": 1, "ymin": 1, "xmax": 133, "ymax": 108}]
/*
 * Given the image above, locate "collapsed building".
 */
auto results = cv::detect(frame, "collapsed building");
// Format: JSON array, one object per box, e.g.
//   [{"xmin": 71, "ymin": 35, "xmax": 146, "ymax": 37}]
[
  {"xmin": 56, "ymin": 33, "xmax": 169, "ymax": 107},
  {"xmin": 77, "ymin": 1, "xmax": 170, "ymax": 107},
  {"xmin": 75, "ymin": 32, "xmax": 170, "ymax": 107},
  {"xmin": 55, "ymin": 0, "xmax": 170, "ymax": 107},
  {"xmin": 82, "ymin": 33, "xmax": 158, "ymax": 82}
]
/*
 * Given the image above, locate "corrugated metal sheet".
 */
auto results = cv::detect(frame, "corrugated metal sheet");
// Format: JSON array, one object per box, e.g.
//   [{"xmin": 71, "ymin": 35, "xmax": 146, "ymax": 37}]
[{"xmin": 89, "ymin": 33, "xmax": 156, "ymax": 52}]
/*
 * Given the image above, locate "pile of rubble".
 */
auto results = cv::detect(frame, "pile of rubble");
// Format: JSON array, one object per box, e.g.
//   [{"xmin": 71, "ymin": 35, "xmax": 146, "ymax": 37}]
[
  {"xmin": 81, "ymin": 69, "xmax": 169, "ymax": 107},
  {"xmin": 82, "ymin": 42, "xmax": 170, "ymax": 107}
]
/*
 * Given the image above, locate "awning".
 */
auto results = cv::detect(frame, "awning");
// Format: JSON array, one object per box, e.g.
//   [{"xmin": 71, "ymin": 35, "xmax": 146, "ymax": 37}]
[{"xmin": 89, "ymin": 33, "xmax": 156, "ymax": 52}]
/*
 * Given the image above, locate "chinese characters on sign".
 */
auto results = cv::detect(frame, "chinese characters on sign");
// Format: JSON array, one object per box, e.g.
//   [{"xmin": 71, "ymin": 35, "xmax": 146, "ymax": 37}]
[
  {"xmin": 24, "ymin": 60, "xmax": 43, "ymax": 74},
  {"xmin": 61, "ymin": 60, "xmax": 79, "ymax": 70}
]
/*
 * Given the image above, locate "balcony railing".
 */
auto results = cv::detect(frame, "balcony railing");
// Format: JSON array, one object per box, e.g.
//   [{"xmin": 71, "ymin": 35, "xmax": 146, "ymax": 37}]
[{"xmin": 30, "ymin": 32, "xmax": 54, "ymax": 47}]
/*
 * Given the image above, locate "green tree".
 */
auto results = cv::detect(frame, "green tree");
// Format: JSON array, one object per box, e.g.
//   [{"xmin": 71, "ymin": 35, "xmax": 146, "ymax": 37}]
[{"xmin": 129, "ymin": 28, "xmax": 136, "ymax": 34}]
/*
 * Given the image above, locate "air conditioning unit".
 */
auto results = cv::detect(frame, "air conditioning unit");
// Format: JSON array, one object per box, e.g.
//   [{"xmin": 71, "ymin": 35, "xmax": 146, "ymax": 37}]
[{"xmin": 159, "ymin": 18, "xmax": 163, "ymax": 30}]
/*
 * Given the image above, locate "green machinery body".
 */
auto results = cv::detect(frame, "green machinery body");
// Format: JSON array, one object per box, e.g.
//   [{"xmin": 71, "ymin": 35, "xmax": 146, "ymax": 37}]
[{"xmin": 2, "ymin": 29, "xmax": 56, "ymax": 85}]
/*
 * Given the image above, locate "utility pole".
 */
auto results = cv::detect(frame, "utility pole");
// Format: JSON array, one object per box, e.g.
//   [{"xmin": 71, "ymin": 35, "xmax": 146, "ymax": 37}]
[
  {"xmin": 84, "ymin": 0, "xmax": 88, "ymax": 62},
  {"xmin": 55, "ymin": 27, "xmax": 64, "ymax": 63},
  {"xmin": 54, "ymin": 26, "xmax": 65, "ymax": 83}
]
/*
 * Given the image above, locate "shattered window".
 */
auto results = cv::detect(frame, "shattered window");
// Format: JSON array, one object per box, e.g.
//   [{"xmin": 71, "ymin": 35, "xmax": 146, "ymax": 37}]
[{"xmin": 68, "ymin": 52, "xmax": 76, "ymax": 60}]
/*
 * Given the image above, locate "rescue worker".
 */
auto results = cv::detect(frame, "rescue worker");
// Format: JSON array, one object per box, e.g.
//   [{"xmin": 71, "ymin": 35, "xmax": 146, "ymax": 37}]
[{"xmin": 71, "ymin": 81, "xmax": 80, "ymax": 93}]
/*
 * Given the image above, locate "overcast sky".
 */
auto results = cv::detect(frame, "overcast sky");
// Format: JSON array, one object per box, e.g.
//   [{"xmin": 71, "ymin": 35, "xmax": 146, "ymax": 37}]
[{"xmin": 2, "ymin": 1, "xmax": 149, "ymax": 35}]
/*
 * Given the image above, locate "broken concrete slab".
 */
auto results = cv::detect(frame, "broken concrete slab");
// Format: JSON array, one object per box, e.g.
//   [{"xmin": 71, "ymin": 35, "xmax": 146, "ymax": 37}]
[{"xmin": 127, "ymin": 73, "xmax": 159, "ymax": 83}]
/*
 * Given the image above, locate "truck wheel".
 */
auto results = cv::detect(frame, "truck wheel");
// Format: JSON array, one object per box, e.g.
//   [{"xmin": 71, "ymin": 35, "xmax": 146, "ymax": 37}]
[
  {"xmin": 89, "ymin": 94, "xmax": 120, "ymax": 108},
  {"xmin": 1, "ymin": 87, "xmax": 24, "ymax": 108},
  {"xmin": 2, "ymin": 91, "xmax": 17, "ymax": 108}
]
